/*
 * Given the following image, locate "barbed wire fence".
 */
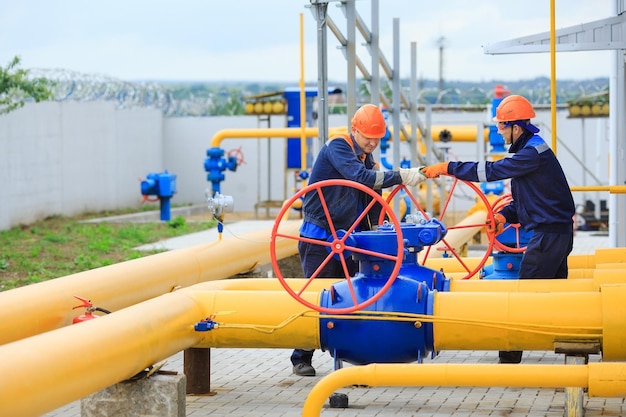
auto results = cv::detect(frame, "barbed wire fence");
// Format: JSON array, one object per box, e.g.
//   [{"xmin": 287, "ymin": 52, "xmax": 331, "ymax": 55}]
[{"xmin": 29, "ymin": 69, "xmax": 215, "ymax": 117}]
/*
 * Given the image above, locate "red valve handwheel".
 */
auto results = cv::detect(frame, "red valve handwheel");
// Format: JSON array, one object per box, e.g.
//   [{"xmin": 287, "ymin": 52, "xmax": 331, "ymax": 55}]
[
  {"xmin": 383, "ymin": 177, "xmax": 496, "ymax": 280},
  {"xmin": 491, "ymin": 193, "xmax": 527, "ymax": 253},
  {"xmin": 227, "ymin": 146, "xmax": 245, "ymax": 165},
  {"xmin": 270, "ymin": 179, "xmax": 404, "ymax": 314}
]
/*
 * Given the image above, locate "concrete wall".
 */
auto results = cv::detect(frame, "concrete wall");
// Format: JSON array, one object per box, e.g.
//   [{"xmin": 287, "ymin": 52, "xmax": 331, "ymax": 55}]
[
  {"xmin": 0, "ymin": 102, "xmax": 162, "ymax": 230},
  {"xmin": 0, "ymin": 102, "xmax": 605, "ymax": 231}
]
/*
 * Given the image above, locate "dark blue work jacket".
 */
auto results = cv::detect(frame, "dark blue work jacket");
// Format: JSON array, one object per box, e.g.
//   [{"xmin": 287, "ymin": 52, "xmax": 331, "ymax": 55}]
[
  {"xmin": 300, "ymin": 134, "xmax": 403, "ymax": 237},
  {"xmin": 447, "ymin": 130, "xmax": 575, "ymax": 233}
]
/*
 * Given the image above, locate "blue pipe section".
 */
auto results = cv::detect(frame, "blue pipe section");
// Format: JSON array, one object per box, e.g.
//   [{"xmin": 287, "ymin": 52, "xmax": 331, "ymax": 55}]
[{"xmin": 318, "ymin": 218, "xmax": 448, "ymax": 365}]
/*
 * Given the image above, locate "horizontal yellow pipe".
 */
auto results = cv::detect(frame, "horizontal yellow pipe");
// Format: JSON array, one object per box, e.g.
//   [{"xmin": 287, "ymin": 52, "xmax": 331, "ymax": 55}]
[
  {"xmin": 0, "ymin": 288, "xmax": 205, "ymax": 417},
  {"xmin": 450, "ymin": 270, "xmax": 626, "ymax": 292},
  {"xmin": 434, "ymin": 291, "xmax": 603, "ymax": 352},
  {"xmin": 568, "ymin": 253, "xmax": 597, "ymax": 269},
  {"xmin": 0, "ymin": 220, "xmax": 302, "ymax": 346},
  {"xmin": 3, "ymin": 279, "xmax": 626, "ymax": 416},
  {"xmin": 193, "ymin": 289, "xmax": 320, "ymax": 349},
  {"xmin": 449, "ymin": 278, "xmax": 594, "ymax": 292},
  {"xmin": 209, "ymin": 125, "xmax": 489, "ymax": 149},
  {"xmin": 0, "ymin": 278, "xmax": 325, "ymax": 417},
  {"xmin": 390, "ymin": 125, "xmax": 489, "ymax": 142},
  {"xmin": 423, "ymin": 256, "xmax": 490, "ymax": 273},
  {"xmin": 445, "ymin": 268, "xmax": 596, "ymax": 281},
  {"xmin": 596, "ymin": 262, "xmax": 626, "ymax": 269},
  {"xmin": 302, "ymin": 362, "xmax": 626, "ymax": 416},
  {"xmin": 570, "ymin": 185, "xmax": 626, "ymax": 193},
  {"xmin": 594, "ymin": 248, "xmax": 626, "ymax": 264}
]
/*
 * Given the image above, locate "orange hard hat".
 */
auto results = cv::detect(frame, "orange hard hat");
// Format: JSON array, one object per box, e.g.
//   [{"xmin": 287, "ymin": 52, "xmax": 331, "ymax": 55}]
[
  {"xmin": 351, "ymin": 104, "xmax": 386, "ymax": 138},
  {"xmin": 493, "ymin": 95, "xmax": 536, "ymax": 123}
]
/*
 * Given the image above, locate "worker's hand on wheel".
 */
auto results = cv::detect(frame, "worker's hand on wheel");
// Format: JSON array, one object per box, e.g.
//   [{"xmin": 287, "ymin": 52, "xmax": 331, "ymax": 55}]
[
  {"xmin": 399, "ymin": 167, "xmax": 427, "ymax": 186},
  {"xmin": 488, "ymin": 213, "xmax": 506, "ymax": 235},
  {"xmin": 420, "ymin": 161, "xmax": 449, "ymax": 179}
]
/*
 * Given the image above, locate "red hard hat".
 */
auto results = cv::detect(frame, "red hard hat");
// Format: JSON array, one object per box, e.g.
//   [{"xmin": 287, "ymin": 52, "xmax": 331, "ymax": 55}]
[
  {"xmin": 493, "ymin": 95, "xmax": 536, "ymax": 122},
  {"xmin": 351, "ymin": 104, "xmax": 386, "ymax": 138}
]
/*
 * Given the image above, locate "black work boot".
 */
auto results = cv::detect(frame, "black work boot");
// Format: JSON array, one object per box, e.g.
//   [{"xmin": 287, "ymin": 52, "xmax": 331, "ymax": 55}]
[{"xmin": 293, "ymin": 363, "xmax": 316, "ymax": 376}]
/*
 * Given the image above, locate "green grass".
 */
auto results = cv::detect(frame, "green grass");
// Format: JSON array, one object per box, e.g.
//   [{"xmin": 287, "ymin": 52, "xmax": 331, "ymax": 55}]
[{"xmin": 0, "ymin": 211, "xmax": 216, "ymax": 291}]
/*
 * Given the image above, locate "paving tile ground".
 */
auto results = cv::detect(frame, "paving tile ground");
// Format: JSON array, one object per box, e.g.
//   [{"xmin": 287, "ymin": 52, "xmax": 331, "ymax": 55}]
[{"xmin": 42, "ymin": 230, "xmax": 625, "ymax": 417}]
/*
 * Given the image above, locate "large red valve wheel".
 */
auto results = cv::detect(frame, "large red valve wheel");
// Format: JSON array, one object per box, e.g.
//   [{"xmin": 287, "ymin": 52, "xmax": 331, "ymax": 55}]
[
  {"xmin": 382, "ymin": 177, "xmax": 496, "ymax": 280},
  {"xmin": 270, "ymin": 179, "xmax": 404, "ymax": 314},
  {"xmin": 491, "ymin": 193, "xmax": 527, "ymax": 253}
]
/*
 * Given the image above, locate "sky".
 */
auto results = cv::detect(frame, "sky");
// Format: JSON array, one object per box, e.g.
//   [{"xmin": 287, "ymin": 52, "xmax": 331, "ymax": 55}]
[{"xmin": 0, "ymin": 0, "xmax": 616, "ymax": 84}]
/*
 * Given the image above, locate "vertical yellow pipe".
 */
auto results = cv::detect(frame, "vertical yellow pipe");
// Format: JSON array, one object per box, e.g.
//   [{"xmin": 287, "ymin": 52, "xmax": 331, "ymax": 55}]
[
  {"xmin": 550, "ymin": 0, "xmax": 557, "ymax": 152},
  {"xmin": 299, "ymin": 13, "xmax": 308, "ymax": 184}
]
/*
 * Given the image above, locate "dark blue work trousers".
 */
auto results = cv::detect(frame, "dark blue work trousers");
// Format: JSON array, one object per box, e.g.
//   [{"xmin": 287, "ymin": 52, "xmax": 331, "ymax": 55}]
[
  {"xmin": 499, "ymin": 229, "xmax": 573, "ymax": 364},
  {"xmin": 519, "ymin": 230, "xmax": 573, "ymax": 279},
  {"xmin": 290, "ymin": 239, "xmax": 358, "ymax": 366}
]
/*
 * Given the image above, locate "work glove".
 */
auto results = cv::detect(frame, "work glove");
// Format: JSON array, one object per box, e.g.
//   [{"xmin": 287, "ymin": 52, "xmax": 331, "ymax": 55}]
[
  {"xmin": 488, "ymin": 213, "xmax": 506, "ymax": 235},
  {"xmin": 399, "ymin": 167, "xmax": 427, "ymax": 187},
  {"xmin": 420, "ymin": 161, "xmax": 449, "ymax": 178}
]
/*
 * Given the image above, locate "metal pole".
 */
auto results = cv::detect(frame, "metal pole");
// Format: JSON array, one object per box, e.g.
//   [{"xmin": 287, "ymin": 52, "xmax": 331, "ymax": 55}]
[
  {"xmin": 346, "ymin": 0, "xmax": 356, "ymax": 119},
  {"xmin": 409, "ymin": 42, "xmax": 419, "ymax": 169},
  {"xmin": 370, "ymin": 0, "xmax": 381, "ymax": 162},
  {"xmin": 311, "ymin": 0, "xmax": 329, "ymax": 145},
  {"xmin": 391, "ymin": 18, "xmax": 401, "ymax": 220}
]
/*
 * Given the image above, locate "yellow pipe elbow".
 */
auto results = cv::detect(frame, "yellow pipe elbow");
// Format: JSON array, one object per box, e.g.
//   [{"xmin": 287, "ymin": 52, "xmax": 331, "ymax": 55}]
[
  {"xmin": 209, "ymin": 127, "xmax": 347, "ymax": 148},
  {"xmin": 302, "ymin": 363, "xmax": 589, "ymax": 416},
  {"xmin": 210, "ymin": 127, "xmax": 320, "ymax": 148}
]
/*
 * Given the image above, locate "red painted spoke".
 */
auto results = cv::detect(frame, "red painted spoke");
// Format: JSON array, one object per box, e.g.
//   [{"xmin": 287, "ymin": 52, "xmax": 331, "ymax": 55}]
[
  {"xmin": 439, "ymin": 238, "xmax": 472, "ymax": 273},
  {"xmin": 347, "ymin": 245, "xmax": 400, "ymax": 262},
  {"xmin": 438, "ymin": 178, "xmax": 459, "ymax": 220},
  {"xmin": 448, "ymin": 222, "xmax": 489, "ymax": 231},
  {"xmin": 316, "ymin": 186, "xmax": 337, "ymax": 238}
]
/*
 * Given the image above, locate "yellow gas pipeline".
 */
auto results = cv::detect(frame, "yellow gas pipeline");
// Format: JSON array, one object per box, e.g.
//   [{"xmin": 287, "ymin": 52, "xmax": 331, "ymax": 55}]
[
  {"xmin": 2, "ymin": 279, "xmax": 626, "ymax": 416},
  {"xmin": 0, "ymin": 220, "xmax": 302, "ymax": 346},
  {"xmin": 208, "ymin": 125, "xmax": 486, "ymax": 149}
]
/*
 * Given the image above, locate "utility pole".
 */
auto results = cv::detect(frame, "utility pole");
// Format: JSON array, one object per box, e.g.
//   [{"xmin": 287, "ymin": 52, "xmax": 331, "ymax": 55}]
[{"xmin": 436, "ymin": 36, "xmax": 446, "ymax": 93}]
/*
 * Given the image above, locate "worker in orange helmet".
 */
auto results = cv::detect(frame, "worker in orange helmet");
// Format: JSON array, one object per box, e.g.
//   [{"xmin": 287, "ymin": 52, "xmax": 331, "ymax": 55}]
[
  {"xmin": 421, "ymin": 94, "xmax": 575, "ymax": 364},
  {"xmin": 290, "ymin": 104, "xmax": 426, "ymax": 376}
]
